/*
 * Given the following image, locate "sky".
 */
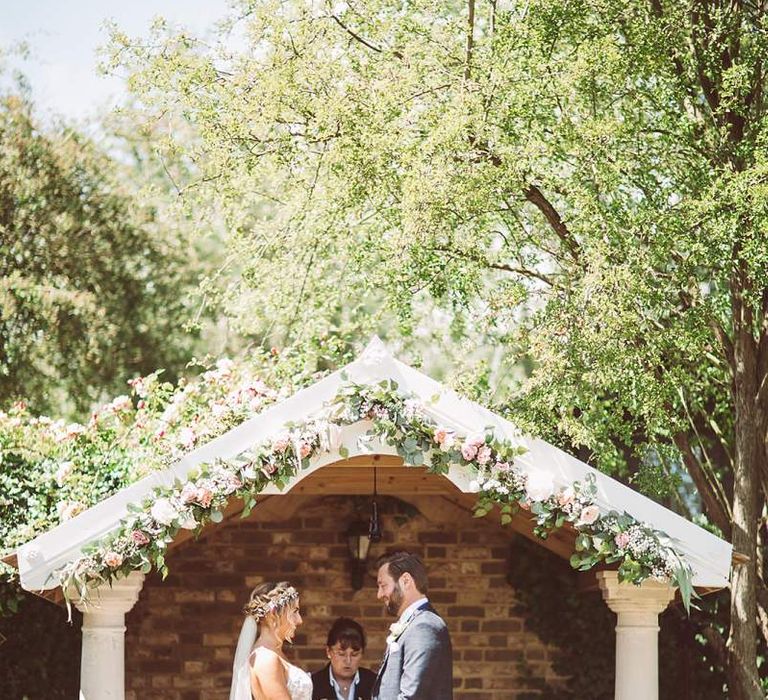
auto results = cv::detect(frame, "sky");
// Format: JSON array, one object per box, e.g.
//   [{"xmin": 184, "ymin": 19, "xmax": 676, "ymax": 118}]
[{"xmin": 0, "ymin": 0, "xmax": 231, "ymax": 124}]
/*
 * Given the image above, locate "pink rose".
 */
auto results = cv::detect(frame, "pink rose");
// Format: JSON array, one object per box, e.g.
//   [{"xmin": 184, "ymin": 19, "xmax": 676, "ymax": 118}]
[
  {"xmin": 434, "ymin": 428, "xmax": 449, "ymax": 444},
  {"xmin": 196, "ymin": 488, "xmax": 214, "ymax": 508},
  {"xmin": 128, "ymin": 376, "xmax": 149, "ymax": 398},
  {"xmin": 476, "ymin": 445, "xmax": 492, "ymax": 466},
  {"xmin": 261, "ymin": 462, "xmax": 278, "ymax": 476},
  {"xmin": 614, "ymin": 532, "xmax": 630, "ymax": 549},
  {"xmin": 180, "ymin": 482, "xmax": 198, "ymax": 504},
  {"xmin": 494, "ymin": 461, "xmax": 511, "ymax": 472},
  {"xmin": 272, "ymin": 434, "xmax": 291, "ymax": 453},
  {"xmin": 299, "ymin": 442, "xmax": 312, "ymax": 458},
  {"xmin": 104, "ymin": 552, "xmax": 123, "ymax": 568},
  {"xmin": 461, "ymin": 442, "xmax": 479, "ymax": 461},
  {"xmin": 433, "ymin": 428, "xmax": 455, "ymax": 452},
  {"xmin": 577, "ymin": 505, "xmax": 600, "ymax": 526},
  {"xmin": 110, "ymin": 395, "xmax": 132, "ymax": 413},
  {"xmin": 131, "ymin": 530, "xmax": 150, "ymax": 546}
]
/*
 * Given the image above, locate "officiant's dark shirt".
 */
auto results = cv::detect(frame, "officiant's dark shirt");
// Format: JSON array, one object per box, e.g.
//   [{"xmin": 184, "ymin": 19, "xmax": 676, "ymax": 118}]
[{"xmin": 311, "ymin": 663, "xmax": 376, "ymax": 700}]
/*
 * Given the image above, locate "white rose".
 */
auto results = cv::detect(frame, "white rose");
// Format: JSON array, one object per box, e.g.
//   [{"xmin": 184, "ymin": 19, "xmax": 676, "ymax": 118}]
[
  {"xmin": 525, "ymin": 471, "xmax": 555, "ymax": 501},
  {"xmin": 55, "ymin": 461, "xmax": 74, "ymax": 487},
  {"xmin": 242, "ymin": 465, "xmax": 257, "ymax": 481},
  {"xmin": 216, "ymin": 358, "xmax": 234, "ymax": 372},
  {"xmin": 151, "ymin": 498, "xmax": 177, "ymax": 526},
  {"xmin": 179, "ymin": 513, "xmax": 197, "ymax": 530}
]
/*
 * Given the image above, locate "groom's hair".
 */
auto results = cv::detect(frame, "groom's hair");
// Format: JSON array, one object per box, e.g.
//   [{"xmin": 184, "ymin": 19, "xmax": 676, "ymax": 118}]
[
  {"xmin": 326, "ymin": 617, "xmax": 367, "ymax": 650},
  {"xmin": 377, "ymin": 550, "xmax": 428, "ymax": 594}
]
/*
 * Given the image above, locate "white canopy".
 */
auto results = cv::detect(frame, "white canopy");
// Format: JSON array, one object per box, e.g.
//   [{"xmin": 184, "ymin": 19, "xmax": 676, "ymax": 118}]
[{"xmin": 16, "ymin": 337, "xmax": 732, "ymax": 592}]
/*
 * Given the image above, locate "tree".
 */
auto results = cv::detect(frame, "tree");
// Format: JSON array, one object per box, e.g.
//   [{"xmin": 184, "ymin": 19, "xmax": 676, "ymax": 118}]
[
  {"xmin": 107, "ymin": 1, "xmax": 768, "ymax": 695},
  {"xmin": 0, "ymin": 92, "xmax": 200, "ymax": 417}
]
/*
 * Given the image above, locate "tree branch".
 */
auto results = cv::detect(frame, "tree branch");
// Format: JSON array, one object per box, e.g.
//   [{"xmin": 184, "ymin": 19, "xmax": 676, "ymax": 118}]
[
  {"xmin": 524, "ymin": 184, "xmax": 580, "ymax": 262},
  {"xmin": 464, "ymin": 0, "xmax": 475, "ymax": 81},
  {"xmin": 673, "ymin": 431, "xmax": 732, "ymax": 537},
  {"xmin": 430, "ymin": 245, "xmax": 555, "ymax": 286},
  {"xmin": 329, "ymin": 14, "xmax": 402, "ymax": 59}
]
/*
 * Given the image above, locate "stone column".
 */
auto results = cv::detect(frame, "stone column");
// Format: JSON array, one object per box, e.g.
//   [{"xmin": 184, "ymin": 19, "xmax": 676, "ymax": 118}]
[
  {"xmin": 74, "ymin": 572, "xmax": 145, "ymax": 700},
  {"xmin": 597, "ymin": 571, "xmax": 676, "ymax": 700}
]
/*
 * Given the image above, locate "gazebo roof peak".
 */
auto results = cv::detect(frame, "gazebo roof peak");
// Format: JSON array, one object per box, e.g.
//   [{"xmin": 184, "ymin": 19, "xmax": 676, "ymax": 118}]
[{"xmin": 14, "ymin": 336, "xmax": 732, "ymax": 593}]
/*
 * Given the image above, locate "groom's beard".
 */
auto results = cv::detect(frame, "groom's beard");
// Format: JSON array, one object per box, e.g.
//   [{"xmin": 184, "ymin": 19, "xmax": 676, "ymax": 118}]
[{"xmin": 385, "ymin": 582, "xmax": 404, "ymax": 617}]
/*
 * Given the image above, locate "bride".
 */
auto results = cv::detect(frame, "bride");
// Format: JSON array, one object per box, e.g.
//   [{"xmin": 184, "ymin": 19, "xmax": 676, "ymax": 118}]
[{"xmin": 230, "ymin": 581, "xmax": 313, "ymax": 700}]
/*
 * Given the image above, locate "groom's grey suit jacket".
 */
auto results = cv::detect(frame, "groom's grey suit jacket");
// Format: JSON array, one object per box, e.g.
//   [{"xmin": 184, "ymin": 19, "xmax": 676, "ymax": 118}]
[{"xmin": 372, "ymin": 602, "xmax": 453, "ymax": 700}]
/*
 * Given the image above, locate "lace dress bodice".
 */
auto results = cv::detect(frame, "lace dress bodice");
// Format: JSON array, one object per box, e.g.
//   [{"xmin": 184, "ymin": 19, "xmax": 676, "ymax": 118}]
[
  {"xmin": 249, "ymin": 648, "xmax": 312, "ymax": 700},
  {"xmin": 284, "ymin": 660, "xmax": 312, "ymax": 700}
]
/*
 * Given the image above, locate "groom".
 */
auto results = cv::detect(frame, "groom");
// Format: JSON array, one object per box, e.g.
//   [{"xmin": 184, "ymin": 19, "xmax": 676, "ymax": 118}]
[{"xmin": 372, "ymin": 551, "xmax": 453, "ymax": 700}]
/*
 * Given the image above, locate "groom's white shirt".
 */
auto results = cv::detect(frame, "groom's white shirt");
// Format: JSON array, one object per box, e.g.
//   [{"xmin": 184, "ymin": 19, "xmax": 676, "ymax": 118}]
[{"xmin": 397, "ymin": 597, "xmax": 428, "ymax": 626}]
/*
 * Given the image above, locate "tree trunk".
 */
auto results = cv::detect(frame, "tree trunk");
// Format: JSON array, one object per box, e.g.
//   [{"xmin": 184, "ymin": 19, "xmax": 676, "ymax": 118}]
[{"xmin": 727, "ymin": 325, "xmax": 763, "ymax": 699}]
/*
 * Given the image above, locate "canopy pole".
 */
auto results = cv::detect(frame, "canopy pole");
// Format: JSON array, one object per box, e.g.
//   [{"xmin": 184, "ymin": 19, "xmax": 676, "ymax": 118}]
[
  {"xmin": 74, "ymin": 572, "xmax": 145, "ymax": 700},
  {"xmin": 597, "ymin": 571, "xmax": 675, "ymax": 700}
]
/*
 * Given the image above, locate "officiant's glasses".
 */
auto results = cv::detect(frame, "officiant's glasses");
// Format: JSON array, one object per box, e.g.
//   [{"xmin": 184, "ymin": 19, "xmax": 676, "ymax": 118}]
[{"xmin": 329, "ymin": 646, "xmax": 362, "ymax": 661}]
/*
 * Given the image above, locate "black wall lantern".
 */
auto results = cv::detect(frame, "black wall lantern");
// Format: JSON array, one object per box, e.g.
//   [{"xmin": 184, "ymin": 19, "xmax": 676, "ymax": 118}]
[
  {"xmin": 346, "ymin": 467, "xmax": 384, "ymax": 590},
  {"xmin": 346, "ymin": 519, "xmax": 371, "ymax": 591}
]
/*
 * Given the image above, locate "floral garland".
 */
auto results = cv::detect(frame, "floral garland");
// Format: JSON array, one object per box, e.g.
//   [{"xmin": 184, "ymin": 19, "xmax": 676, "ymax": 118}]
[{"xmin": 55, "ymin": 378, "xmax": 695, "ymax": 613}]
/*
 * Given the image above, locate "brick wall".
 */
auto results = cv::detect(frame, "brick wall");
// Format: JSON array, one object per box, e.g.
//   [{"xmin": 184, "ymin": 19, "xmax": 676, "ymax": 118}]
[{"xmin": 125, "ymin": 495, "xmax": 568, "ymax": 699}]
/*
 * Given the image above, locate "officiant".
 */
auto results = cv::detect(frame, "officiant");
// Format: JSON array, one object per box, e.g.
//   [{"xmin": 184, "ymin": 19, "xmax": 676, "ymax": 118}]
[{"xmin": 312, "ymin": 617, "xmax": 376, "ymax": 700}]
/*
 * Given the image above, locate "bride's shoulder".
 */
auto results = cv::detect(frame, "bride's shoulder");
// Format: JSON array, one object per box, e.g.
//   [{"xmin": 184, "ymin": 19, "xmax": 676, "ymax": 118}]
[{"xmin": 250, "ymin": 646, "xmax": 283, "ymax": 671}]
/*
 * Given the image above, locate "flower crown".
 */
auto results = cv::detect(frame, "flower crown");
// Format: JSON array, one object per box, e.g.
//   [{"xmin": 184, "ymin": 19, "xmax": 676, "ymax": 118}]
[{"xmin": 246, "ymin": 586, "xmax": 299, "ymax": 620}]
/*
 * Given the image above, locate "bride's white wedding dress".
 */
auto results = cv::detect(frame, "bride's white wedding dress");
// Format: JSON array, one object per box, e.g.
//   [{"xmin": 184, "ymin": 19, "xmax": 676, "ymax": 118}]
[
  {"xmin": 247, "ymin": 648, "xmax": 312, "ymax": 700},
  {"xmin": 229, "ymin": 618, "xmax": 312, "ymax": 700},
  {"xmin": 278, "ymin": 655, "xmax": 313, "ymax": 700}
]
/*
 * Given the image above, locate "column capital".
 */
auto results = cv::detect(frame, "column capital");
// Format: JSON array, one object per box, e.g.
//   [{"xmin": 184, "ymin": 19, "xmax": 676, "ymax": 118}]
[
  {"xmin": 596, "ymin": 570, "xmax": 675, "ymax": 616},
  {"xmin": 73, "ymin": 571, "xmax": 145, "ymax": 617}
]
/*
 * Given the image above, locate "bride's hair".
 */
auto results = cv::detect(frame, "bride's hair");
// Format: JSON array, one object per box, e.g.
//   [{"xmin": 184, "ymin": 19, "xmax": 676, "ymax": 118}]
[{"xmin": 243, "ymin": 581, "xmax": 299, "ymax": 621}]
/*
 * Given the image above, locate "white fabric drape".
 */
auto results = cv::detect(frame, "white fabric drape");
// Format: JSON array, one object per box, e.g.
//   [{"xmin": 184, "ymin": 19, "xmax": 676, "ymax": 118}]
[{"xmin": 229, "ymin": 617, "xmax": 257, "ymax": 700}]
